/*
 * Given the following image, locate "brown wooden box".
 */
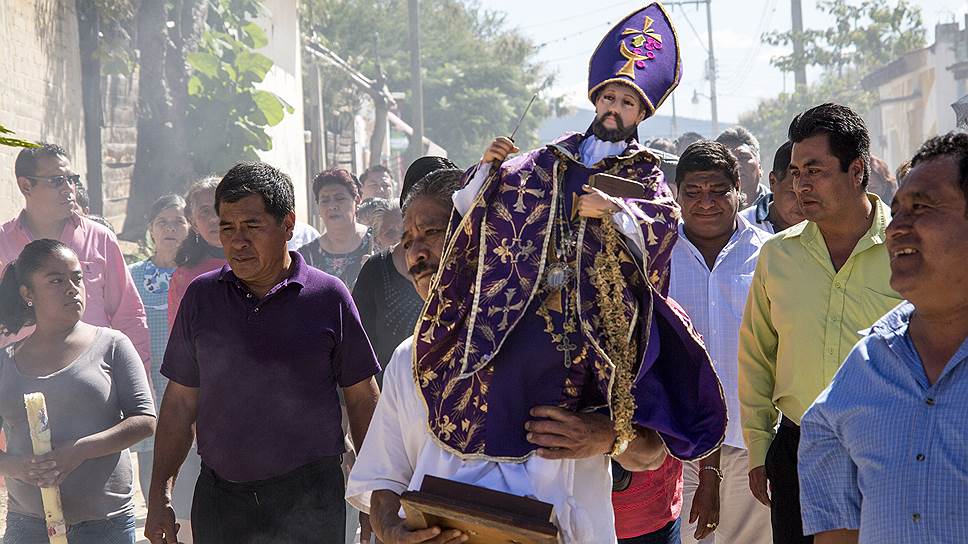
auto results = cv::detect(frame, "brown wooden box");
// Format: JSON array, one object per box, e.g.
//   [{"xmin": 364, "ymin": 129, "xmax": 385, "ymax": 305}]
[{"xmin": 399, "ymin": 475, "xmax": 559, "ymax": 544}]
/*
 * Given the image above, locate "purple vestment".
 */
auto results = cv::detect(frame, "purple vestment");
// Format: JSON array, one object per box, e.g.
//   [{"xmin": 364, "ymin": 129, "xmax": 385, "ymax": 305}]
[{"xmin": 413, "ymin": 133, "xmax": 727, "ymax": 462}]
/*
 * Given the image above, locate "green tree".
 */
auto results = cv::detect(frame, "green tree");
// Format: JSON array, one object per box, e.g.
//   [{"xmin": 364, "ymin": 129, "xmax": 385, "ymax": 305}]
[
  {"xmin": 740, "ymin": 0, "xmax": 925, "ymax": 163},
  {"xmin": 117, "ymin": 0, "xmax": 290, "ymax": 238},
  {"xmin": 302, "ymin": 0, "xmax": 559, "ymax": 168}
]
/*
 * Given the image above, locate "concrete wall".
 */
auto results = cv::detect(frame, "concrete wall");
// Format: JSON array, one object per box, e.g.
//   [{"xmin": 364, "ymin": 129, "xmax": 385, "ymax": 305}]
[
  {"xmin": 255, "ymin": 0, "xmax": 310, "ymax": 223},
  {"xmin": 0, "ymin": 0, "xmax": 87, "ymax": 223}
]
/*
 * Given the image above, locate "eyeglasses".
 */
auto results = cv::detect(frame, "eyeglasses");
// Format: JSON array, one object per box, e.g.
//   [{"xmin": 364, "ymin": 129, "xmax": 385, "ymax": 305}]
[{"xmin": 23, "ymin": 174, "xmax": 81, "ymax": 189}]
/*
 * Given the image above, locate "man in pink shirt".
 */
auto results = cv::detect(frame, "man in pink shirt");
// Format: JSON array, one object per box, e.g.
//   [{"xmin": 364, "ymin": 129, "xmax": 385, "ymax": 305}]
[{"xmin": 0, "ymin": 144, "xmax": 151, "ymax": 373}]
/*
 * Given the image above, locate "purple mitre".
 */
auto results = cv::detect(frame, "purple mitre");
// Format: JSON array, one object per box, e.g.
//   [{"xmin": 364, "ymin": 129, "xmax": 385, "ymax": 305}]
[{"xmin": 587, "ymin": 2, "xmax": 681, "ymax": 116}]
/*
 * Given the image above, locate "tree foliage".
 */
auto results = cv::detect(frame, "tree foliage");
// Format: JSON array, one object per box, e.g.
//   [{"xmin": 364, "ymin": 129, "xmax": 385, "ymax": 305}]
[
  {"xmin": 741, "ymin": 0, "xmax": 926, "ymax": 164},
  {"xmin": 186, "ymin": 0, "xmax": 293, "ymax": 175},
  {"xmin": 106, "ymin": 0, "xmax": 292, "ymax": 238},
  {"xmin": 302, "ymin": 0, "xmax": 560, "ymax": 167}
]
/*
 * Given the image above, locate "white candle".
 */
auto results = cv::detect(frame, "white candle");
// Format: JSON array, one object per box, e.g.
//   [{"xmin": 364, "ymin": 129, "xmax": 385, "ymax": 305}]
[{"xmin": 24, "ymin": 392, "xmax": 69, "ymax": 544}]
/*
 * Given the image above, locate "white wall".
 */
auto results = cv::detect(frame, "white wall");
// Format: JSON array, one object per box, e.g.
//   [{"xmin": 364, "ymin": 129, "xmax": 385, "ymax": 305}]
[{"xmin": 255, "ymin": 0, "xmax": 310, "ymax": 223}]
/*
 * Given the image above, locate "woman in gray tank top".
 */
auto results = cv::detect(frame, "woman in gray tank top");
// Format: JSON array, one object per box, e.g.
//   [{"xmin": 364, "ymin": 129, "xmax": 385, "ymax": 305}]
[{"xmin": 0, "ymin": 239, "xmax": 156, "ymax": 544}]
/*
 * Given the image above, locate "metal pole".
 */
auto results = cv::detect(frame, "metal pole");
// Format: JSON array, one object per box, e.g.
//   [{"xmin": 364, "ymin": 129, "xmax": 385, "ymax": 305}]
[
  {"xmin": 791, "ymin": 0, "xmax": 807, "ymax": 91},
  {"xmin": 705, "ymin": 0, "xmax": 719, "ymax": 135},
  {"xmin": 316, "ymin": 65, "xmax": 328, "ymax": 171},
  {"xmin": 408, "ymin": 0, "xmax": 425, "ymax": 162}
]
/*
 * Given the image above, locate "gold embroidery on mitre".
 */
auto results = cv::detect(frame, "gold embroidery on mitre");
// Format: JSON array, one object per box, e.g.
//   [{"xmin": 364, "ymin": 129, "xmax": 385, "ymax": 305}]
[{"xmin": 617, "ymin": 15, "xmax": 664, "ymax": 78}]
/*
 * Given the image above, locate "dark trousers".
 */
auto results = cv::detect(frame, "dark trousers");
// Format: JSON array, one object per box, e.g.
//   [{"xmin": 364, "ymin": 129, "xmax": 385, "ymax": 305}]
[
  {"xmin": 619, "ymin": 518, "xmax": 681, "ymax": 544},
  {"xmin": 764, "ymin": 418, "xmax": 813, "ymax": 544},
  {"xmin": 191, "ymin": 457, "xmax": 345, "ymax": 544}
]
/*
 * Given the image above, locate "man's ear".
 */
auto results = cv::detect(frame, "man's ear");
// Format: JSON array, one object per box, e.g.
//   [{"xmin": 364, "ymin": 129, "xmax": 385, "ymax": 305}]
[
  {"xmin": 849, "ymin": 158, "xmax": 865, "ymax": 189},
  {"xmin": 16, "ymin": 176, "xmax": 33, "ymax": 197},
  {"xmin": 768, "ymin": 172, "xmax": 778, "ymax": 191}
]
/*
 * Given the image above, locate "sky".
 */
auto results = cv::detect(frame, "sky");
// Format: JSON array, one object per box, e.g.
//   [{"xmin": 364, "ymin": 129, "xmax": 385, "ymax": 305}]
[{"xmin": 481, "ymin": 0, "xmax": 968, "ymax": 123}]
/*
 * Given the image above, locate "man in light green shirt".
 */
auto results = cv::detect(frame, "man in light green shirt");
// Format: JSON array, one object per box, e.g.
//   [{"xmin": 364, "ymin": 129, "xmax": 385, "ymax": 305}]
[{"xmin": 738, "ymin": 103, "xmax": 902, "ymax": 543}]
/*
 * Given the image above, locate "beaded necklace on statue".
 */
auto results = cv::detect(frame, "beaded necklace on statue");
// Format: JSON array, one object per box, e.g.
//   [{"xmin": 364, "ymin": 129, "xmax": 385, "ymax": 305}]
[{"xmin": 537, "ymin": 171, "xmax": 581, "ymax": 367}]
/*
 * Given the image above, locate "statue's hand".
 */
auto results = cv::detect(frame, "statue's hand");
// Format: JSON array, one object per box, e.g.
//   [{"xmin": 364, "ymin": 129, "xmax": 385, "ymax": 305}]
[
  {"xmin": 482, "ymin": 136, "xmax": 519, "ymax": 164},
  {"xmin": 578, "ymin": 185, "xmax": 622, "ymax": 219}
]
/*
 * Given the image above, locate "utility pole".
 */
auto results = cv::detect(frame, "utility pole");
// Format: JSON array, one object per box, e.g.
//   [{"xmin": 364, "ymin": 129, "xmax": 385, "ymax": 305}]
[
  {"xmin": 791, "ymin": 0, "xmax": 807, "ymax": 91},
  {"xmin": 408, "ymin": 0, "xmax": 425, "ymax": 163},
  {"xmin": 640, "ymin": 0, "xmax": 720, "ymax": 133},
  {"xmin": 704, "ymin": 0, "xmax": 719, "ymax": 135}
]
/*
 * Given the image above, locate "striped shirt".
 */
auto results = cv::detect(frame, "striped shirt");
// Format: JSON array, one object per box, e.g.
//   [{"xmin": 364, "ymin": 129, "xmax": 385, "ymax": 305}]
[
  {"xmin": 799, "ymin": 302, "xmax": 968, "ymax": 542},
  {"xmin": 670, "ymin": 214, "xmax": 772, "ymax": 449}
]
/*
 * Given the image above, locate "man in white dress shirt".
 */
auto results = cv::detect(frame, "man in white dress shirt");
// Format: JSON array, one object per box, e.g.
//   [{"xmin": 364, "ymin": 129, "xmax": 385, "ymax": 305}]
[
  {"xmin": 670, "ymin": 141, "xmax": 774, "ymax": 543},
  {"xmin": 346, "ymin": 165, "xmax": 670, "ymax": 544}
]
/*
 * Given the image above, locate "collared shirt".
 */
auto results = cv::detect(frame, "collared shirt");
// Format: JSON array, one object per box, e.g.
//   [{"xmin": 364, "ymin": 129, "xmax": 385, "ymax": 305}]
[
  {"xmin": 0, "ymin": 211, "xmax": 151, "ymax": 371},
  {"xmin": 799, "ymin": 302, "xmax": 968, "ymax": 542},
  {"xmin": 671, "ymin": 214, "xmax": 772, "ymax": 449},
  {"xmin": 738, "ymin": 194, "xmax": 902, "ymax": 468},
  {"xmin": 739, "ymin": 192, "xmax": 776, "ymax": 234},
  {"xmin": 346, "ymin": 337, "xmax": 617, "ymax": 544},
  {"xmin": 162, "ymin": 251, "xmax": 380, "ymax": 482}
]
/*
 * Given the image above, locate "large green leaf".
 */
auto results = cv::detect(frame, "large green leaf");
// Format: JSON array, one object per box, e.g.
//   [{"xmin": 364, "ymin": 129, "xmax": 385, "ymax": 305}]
[
  {"xmin": 252, "ymin": 90, "xmax": 286, "ymax": 126},
  {"xmin": 241, "ymin": 22, "xmax": 268, "ymax": 49},
  {"xmin": 186, "ymin": 51, "xmax": 220, "ymax": 78},
  {"xmin": 187, "ymin": 76, "xmax": 203, "ymax": 96},
  {"xmin": 235, "ymin": 51, "xmax": 273, "ymax": 82}
]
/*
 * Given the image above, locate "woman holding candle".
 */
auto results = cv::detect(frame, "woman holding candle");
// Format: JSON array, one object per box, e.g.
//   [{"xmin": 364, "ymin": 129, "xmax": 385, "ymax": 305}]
[{"xmin": 0, "ymin": 239, "xmax": 155, "ymax": 543}]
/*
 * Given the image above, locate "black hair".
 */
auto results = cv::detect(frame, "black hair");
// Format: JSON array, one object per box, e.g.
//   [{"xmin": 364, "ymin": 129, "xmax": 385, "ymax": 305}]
[
  {"xmin": 312, "ymin": 168, "xmax": 360, "ymax": 201},
  {"xmin": 75, "ymin": 184, "xmax": 90, "ymax": 211},
  {"xmin": 716, "ymin": 126, "xmax": 760, "ymax": 159},
  {"xmin": 147, "ymin": 194, "xmax": 187, "ymax": 225},
  {"xmin": 401, "ymin": 156, "xmax": 459, "ymax": 208},
  {"xmin": 909, "ymin": 131, "xmax": 968, "ymax": 207},
  {"xmin": 15, "ymin": 143, "xmax": 70, "ymax": 179},
  {"xmin": 676, "ymin": 132, "xmax": 703, "ymax": 154},
  {"xmin": 771, "ymin": 141, "xmax": 794, "ymax": 181},
  {"xmin": 788, "ymin": 103, "xmax": 871, "ymax": 187},
  {"xmin": 361, "ymin": 164, "xmax": 391, "ymax": 182},
  {"xmin": 176, "ymin": 176, "xmax": 221, "ymax": 268},
  {"xmin": 647, "ymin": 138, "xmax": 677, "ymax": 155},
  {"xmin": 674, "ymin": 140, "xmax": 740, "ymax": 188},
  {"xmin": 145, "ymin": 194, "xmax": 186, "ymax": 248},
  {"xmin": 0, "ymin": 239, "xmax": 75, "ymax": 336},
  {"xmin": 215, "ymin": 162, "xmax": 295, "ymax": 223},
  {"xmin": 401, "ymin": 168, "xmax": 463, "ymax": 214}
]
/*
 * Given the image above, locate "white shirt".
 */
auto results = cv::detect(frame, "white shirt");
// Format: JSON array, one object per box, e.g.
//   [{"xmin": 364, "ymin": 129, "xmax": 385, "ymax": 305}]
[
  {"xmin": 345, "ymin": 338, "xmax": 617, "ymax": 544},
  {"xmin": 739, "ymin": 204, "xmax": 775, "ymax": 235},
  {"xmin": 288, "ymin": 221, "xmax": 320, "ymax": 250},
  {"xmin": 669, "ymin": 214, "xmax": 771, "ymax": 448}
]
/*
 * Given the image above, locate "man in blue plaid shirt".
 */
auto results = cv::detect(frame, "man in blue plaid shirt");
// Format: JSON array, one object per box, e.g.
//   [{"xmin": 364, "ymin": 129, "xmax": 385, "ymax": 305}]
[{"xmin": 798, "ymin": 132, "xmax": 968, "ymax": 543}]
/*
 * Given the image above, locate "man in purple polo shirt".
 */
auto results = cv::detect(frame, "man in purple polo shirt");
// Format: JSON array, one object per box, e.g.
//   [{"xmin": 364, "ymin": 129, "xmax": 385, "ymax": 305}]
[{"xmin": 144, "ymin": 162, "xmax": 381, "ymax": 544}]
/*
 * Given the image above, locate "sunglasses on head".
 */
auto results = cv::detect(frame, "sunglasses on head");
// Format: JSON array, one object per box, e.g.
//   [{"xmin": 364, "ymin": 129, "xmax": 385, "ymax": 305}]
[{"xmin": 24, "ymin": 174, "xmax": 81, "ymax": 189}]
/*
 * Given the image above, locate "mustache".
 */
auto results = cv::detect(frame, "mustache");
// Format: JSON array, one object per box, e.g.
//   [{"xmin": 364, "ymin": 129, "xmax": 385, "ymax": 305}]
[
  {"xmin": 408, "ymin": 261, "xmax": 439, "ymax": 279},
  {"xmin": 596, "ymin": 112, "xmax": 625, "ymax": 130}
]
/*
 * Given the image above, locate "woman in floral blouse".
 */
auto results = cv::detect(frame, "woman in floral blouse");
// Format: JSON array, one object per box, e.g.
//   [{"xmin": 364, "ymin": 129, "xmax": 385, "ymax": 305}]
[
  {"xmin": 298, "ymin": 168, "xmax": 375, "ymax": 289},
  {"xmin": 126, "ymin": 195, "xmax": 194, "ymax": 514}
]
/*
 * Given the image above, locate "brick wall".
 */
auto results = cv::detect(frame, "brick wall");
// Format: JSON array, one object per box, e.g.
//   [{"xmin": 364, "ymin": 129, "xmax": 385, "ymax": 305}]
[{"xmin": 0, "ymin": 0, "xmax": 87, "ymax": 224}]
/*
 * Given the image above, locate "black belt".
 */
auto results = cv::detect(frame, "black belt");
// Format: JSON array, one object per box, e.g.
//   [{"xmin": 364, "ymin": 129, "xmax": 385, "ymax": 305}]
[{"xmin": 200, "ymin": 455, "xmax": 342, "ymax": 489}]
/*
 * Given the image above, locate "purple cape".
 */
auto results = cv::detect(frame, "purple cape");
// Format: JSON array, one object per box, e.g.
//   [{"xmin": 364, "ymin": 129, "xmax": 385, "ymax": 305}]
[{"xmin": 413, "ymin": 133, "xmax": 726, "ymax": 462}]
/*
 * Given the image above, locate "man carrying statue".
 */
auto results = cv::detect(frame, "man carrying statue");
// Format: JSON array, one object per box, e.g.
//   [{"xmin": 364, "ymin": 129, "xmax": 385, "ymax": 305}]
[{"xmin": 347, "ymin": 4, "xmax": 727, "ymax": 543}]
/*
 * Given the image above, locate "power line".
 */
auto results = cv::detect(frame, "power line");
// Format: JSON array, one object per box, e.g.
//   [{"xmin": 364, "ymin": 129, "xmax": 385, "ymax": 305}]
[
  {"xmin": 674, "ymin": 4, "xmax": 709, "ymax": 54},
  {"xmin": 518, "ymin": 0, "xmax": 632, "ymax": 30}
]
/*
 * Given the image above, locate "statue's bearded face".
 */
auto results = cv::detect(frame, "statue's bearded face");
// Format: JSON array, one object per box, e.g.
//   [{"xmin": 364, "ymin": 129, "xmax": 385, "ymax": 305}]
[{"xmin": 591, "ymin": 83, "xmax": 646, "ymax": 142}]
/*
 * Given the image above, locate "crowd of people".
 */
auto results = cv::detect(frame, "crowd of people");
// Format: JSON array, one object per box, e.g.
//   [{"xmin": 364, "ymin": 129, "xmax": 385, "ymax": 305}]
[{"xmin": 1, "ymin": 4, "xmax": 967, "ymax": 544}]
